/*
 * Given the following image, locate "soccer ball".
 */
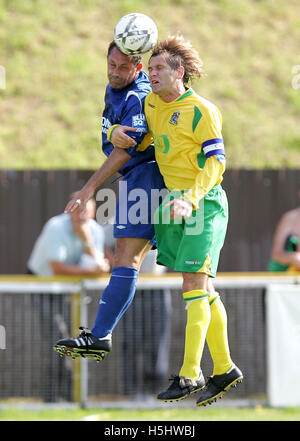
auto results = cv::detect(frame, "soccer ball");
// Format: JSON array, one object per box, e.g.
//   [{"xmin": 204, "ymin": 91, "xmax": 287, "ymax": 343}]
[{"xmin": 114, "ymin": 13, "xmax": 158, "ymax": 56}]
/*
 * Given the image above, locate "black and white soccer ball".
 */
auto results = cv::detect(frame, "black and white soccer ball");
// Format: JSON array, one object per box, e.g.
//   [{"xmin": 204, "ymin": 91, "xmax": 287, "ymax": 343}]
[{"xmin": 114, "ymin": 13, "xmax": 158, "ymax": 56}]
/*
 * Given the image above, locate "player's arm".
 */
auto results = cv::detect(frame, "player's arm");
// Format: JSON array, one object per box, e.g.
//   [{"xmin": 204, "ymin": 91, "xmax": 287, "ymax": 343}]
[
  {"xmin": 65, "ymin": 94, "xmax": 151, "ymax": 214},
  {"xmin": 108, "ymin": 124, "xmax": 153, "ymax": 154},
  {"xmin": 64, "ymin": 147, "xmax": 131, "ymax": 214},
  {"xmin": 107, "ymin": 93, "xmax": 152, "ymax": 151},
  {"xmin": 183, "ymin": 155, "xmax": 225, "ymax": 209},
  {"xmin": 167, "ymin": 156, "xmax": 225, "ymax": 220},
  {"xmin": 184, "ymin": 106, "xmax": 226, "ymax": 209},
  {"xmin": 108, "ymin": 125, "xmax": 137, "ymax": 148},
  {"xmin": 270, "ymin": 213, "xmax": 300, "ymax": 269},
  {"xmin": 169, "ymin": 108, "xmax": 226, "ymax": 219}
]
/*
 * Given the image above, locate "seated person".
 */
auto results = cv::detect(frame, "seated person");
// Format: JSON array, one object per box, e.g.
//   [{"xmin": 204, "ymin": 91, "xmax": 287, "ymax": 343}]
[
  {"xmin": 268, "ymin": 188, "xmax": 300, "ymax": 272},
  {"xmin": 27, "ymin": 198, "xmax": 110, "ymax": 276}
]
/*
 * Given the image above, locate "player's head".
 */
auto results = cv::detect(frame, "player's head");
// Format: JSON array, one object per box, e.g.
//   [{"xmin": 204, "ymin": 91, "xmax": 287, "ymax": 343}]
[
  {"xmin": 148, "ymin": 35, "xmax": 205, "ymax": 98},
  {"xmin": 107, "ymin": 41, "xmax": 143, "ymax": 89}
]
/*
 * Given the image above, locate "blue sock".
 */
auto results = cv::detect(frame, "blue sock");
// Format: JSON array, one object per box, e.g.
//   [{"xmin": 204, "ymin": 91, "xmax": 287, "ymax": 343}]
[{"xmin": 91, "ymin": 266, "xmax": 138, "ymax": 338}]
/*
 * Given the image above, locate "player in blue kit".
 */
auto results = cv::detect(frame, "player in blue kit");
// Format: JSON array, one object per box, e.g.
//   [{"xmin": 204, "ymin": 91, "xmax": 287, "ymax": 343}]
[{"xmin": 54, "ymin": 41, "xmax": 165, "ymax": 361}]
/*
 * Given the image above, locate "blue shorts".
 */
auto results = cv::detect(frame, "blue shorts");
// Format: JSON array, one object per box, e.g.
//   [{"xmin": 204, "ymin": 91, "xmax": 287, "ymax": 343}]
[{"xmin": 114, "ymin": 161, "xmax": 166, "ymax": 247}]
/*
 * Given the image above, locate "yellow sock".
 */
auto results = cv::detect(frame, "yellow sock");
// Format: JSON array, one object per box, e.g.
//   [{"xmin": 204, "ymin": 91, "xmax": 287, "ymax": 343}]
[
  {"xmin": 179, "ymin": 290, "xmax": 211, "ymax": 380},
  {"xmin": 206, "ymin": 294, "xmax": 232, "ymax": 375}
]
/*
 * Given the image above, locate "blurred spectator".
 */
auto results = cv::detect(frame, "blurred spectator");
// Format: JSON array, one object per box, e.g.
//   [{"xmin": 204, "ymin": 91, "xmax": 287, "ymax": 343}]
[
  {"xmin": 27, "ymin": 198, "xmax": 110, "ymax": 276},
  {"xmin": 268, "ymin": 187, "xmax": 300, "ymax": 272}
]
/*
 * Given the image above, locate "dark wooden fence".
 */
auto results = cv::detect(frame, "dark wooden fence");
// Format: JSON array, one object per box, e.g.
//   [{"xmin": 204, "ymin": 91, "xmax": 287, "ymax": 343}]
[{"xmin": 0, "ymin": 169, "xmax": 299, "ymax": 274}]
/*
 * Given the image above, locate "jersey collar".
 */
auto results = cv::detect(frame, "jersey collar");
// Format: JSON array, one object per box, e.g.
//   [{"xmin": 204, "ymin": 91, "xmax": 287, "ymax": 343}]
[{"xmin": 175, "ymin": 88, "xmax": 194, "ymax": 102}]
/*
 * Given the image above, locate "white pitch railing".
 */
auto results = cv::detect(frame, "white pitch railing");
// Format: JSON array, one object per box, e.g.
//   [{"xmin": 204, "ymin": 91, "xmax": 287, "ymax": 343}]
[{"xmin": 1, "ymin": 272, "xmax": 300, "ymax": 293}]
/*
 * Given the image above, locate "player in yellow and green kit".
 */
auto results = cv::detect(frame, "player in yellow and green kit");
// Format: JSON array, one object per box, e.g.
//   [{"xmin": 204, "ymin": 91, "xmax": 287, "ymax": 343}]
[{"xmin": 108, "ymin": 35, "xmax": 243, "ymax": 406}]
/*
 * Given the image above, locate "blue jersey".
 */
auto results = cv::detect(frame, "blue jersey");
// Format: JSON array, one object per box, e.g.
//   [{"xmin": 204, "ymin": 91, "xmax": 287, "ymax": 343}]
[{"xmin": 101, "ymin": 70, "xmax": 155, "ymax": 175}]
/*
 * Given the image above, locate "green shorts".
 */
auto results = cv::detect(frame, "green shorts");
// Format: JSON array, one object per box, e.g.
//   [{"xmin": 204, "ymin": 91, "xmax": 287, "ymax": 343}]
[{"xmin": 153, "ymin": 185, "xmax": 228, "ymax": 277}]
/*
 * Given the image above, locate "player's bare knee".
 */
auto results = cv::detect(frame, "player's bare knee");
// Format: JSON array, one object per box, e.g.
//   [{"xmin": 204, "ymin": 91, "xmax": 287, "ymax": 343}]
[
  {"xmin": 182, "ymin": 272, "xmax": 208, "ymax": 293},
  {"xmin": 114, "ymin": 237, "xmax": 149, "ymax": 268},
  {"xmin": 114, "ymin": 249, "xmax": 140, "ymax": 268}
]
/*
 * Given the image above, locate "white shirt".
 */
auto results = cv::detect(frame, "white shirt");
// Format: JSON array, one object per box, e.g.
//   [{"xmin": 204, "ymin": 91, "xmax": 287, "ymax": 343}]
[{"xmin": 27, "ymin": 214, "xmax": 105, "ymax": 276}]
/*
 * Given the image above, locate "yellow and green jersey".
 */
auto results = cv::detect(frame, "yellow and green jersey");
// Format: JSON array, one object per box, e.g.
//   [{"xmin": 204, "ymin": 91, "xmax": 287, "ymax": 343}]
[{"xmin": 143, "ymin": 88, "xmax": 226, "ymax": 208}]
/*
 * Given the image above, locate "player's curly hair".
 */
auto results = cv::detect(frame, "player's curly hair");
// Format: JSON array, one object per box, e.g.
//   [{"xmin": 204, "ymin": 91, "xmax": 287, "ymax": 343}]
[{"xmin": 150, "ymin": 35, "xmax": 205, "ymax": 84}]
